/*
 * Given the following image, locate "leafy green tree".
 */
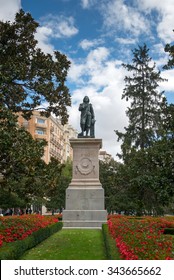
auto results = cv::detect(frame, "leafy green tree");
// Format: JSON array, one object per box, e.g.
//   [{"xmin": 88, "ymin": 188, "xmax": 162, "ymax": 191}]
[
  {"xmin": 99, "ymin": 159, "xmax": 135, "ymax": 214},
  {"xmin": 0, "ymin": 9, "xmax": 71, "ymax": 124},
  {"xmin": 164, "ymin": 30, "xmax": 174, "ymax": 69},
  {"xmin": 114, "ymin": 44, "xmax": 173, "ymax": 215},
  {"xmin": 45, "ymin": 160, "xmax": 72, "ymax": 212},
  {"xmin": 0, "ymin": 107, "xmax": 47, "ymax": 207},
  {"xmin": 116, "ymin": 44, "xmax": 166, "ymax": 160},
  {"xmin": 99, "ymin": 159, "xmax": 118, "ymax": 213},
  {"xmin": 0, "ymin": 9, "xmax": 73, "ymax": 209},
  {"xmin": 162, "ymin": 104, "xmax": 174, "ymax": 139}
]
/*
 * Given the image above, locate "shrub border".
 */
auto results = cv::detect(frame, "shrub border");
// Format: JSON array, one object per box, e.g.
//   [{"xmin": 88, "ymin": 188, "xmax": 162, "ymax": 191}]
[
  {"xmin": 163, "ymin": 228, "xmax": 174, "ymax": 235},
  {"xmin": 0, "ymin": 222, "xmax": 63, "ymax": 260},
  {"xmin": 102, "ymin": 224, "xmax": 121, "ymax": 260}
]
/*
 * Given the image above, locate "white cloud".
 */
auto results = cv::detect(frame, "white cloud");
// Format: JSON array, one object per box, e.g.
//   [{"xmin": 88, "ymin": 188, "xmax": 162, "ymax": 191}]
[
  {"xmin": 68, "ymin": 62, "xmax": 85, "ymax": 84},
  {"xmin": 0, "ymin": 0, "xmax": 21, "ymax": 21},
  {"xmin": 115, "ymin": 37, "xmax": 137, "ymax": 45},
  {"xmin": 35, "ymin": 14, "xmax": 78, "ymax": 54},
  {"xmin": 97, "ymin": 0, "xmax": 174, "ymax": 44},
  {"xmin": 160, "ymin": 69, "xmax": 174, "ymax": 92},
  {"xmin": 79, "ymin": 38, "xmax": 103, "ymax": 50},
  {"xmin": 68, "ymin": 47, "xmax": 110, "ymax": 85},
  {"xmin": 81, "ymin": 0, "xmax": 96, "ymax": 9},
  {"xmin": 35, "ymin": 26, "xmax": 54, "ymax": 54},
  {"xmin": 40, "ymin": 14, "xmax": 78, "ymax": 38},
  {"xmin": 101, "ymin": 0, "xmax": 150, "ymax": 37},
  {"xmin": 86, "ymin": 47, "xmax": 109, "ymax": 70},
  {"xmin": 137, "ymin": 0, "xmax": 174, "ymax": 42},
  {"xmin": 157, "ymin": 14, "xmax": 174, "ymax": 42}
]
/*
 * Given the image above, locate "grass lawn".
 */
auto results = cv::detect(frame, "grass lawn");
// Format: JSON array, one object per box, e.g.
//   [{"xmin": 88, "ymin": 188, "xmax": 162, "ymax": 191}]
[{"xmin": 21, "ymin": 229, "xmax": 107, "ymax": 260}]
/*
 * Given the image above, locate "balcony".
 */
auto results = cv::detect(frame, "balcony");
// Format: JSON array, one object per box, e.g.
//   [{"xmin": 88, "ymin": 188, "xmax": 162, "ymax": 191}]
[{"xmin": 35, "ymin": 123, "xmax": 47, "ymax": 128}]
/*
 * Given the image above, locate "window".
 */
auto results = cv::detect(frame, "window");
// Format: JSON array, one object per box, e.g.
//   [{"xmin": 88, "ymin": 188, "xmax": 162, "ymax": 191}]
[
  {"xmin": 35, "ymin": 129, "xmax": 45, "ymax": 135},
  {"xmin": 36, "ymin": 118, "xmax": 45, "ymax": 124}
]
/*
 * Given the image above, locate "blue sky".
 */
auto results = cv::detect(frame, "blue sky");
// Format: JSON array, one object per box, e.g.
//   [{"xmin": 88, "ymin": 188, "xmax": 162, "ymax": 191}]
[{"xmin": 1, "ymin": 0, "xmax": 174, "ymax": 159}]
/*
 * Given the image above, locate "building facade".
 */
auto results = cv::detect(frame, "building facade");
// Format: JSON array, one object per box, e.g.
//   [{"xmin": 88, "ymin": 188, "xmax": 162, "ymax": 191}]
[
  {"xmin": 18, "ymin": 111, "xmax": 78, "ymax": 164},
  {"xmin": 99, "ymin": 150, "xmax": 112, "ymax": 162}
]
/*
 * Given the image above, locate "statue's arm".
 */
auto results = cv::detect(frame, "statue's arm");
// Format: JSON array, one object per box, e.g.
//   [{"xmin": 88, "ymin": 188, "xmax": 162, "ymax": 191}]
[
  {"xmin": 79, "ymin": 103, "xmax": 84, "ymax": 111},
  {"xmin": 90, "ymin": 104, "xmax": 95, "ymax": 119}
]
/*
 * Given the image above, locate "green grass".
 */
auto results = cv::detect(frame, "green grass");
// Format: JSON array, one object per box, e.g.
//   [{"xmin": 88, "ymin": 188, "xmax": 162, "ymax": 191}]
[{"xmin": 21, "ymin": 229, "xmax": 107, "ymax": 260}]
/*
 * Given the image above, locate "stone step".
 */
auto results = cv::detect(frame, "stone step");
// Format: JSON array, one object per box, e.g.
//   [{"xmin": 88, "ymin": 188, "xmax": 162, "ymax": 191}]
[
  {"xmin": 63, "ymin": 220, "xmax": 107, "ymax": 228},
  {"xmin": 63, "ymin": 210, "xmax": 107, "ymax": 220}
]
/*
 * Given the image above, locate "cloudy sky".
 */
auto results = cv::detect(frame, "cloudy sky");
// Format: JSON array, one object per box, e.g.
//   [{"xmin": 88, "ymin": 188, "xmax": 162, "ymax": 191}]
[{"xmin": 1, "ymin": 0, "xmax": 174, "ymax": 159}]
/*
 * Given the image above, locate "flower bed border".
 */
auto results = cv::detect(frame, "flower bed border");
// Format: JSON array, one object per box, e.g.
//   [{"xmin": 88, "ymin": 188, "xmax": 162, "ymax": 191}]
[
  {"xmin": 107, "ymin": 215, "xmax": 174, "ymax": 260},
  {"xmin": 0, "ymin": 222, "xmax": 63, "ymax": 260},
  {"xmin": 102, "ymin": 224, "xmax": 121, "ymax": 260}
]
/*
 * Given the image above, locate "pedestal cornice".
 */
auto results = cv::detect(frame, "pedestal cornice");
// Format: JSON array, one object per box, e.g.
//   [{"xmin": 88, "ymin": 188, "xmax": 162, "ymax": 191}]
[{"xmin": 70, "ymin": 138, "xmax": 102, "ymax": 149}]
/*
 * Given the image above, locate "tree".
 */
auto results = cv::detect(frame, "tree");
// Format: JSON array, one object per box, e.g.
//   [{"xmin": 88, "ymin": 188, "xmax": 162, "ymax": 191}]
[
  {"xmin": 0, "ymin": 9, "xmax": 71, "ymax": 124},
  {"xmin": 164, "ymin": 30, "xmax": 174, "ymax": 69},
  {"xmin": 119, "ymin": 145, "xmax": 173, "ymax": 216},
  {"xmin": 45, "ymin": 160, "xmax": 72, "ymax": 212},
  {"xmin": 115, "ymin": 44, "xmax": 166, "ymax": 160},
  {"xmin": 0, "ymin": 107, "xmax": 47, "ymax": 207},
  {"xmin": 99, "ymin": 159, "xmax": 118, "ymax": 213},
  {"xmin": 99, "ymin": 159, "xmax": 135, "ymax": 214},
  {"xmin": 162, "ymin": 104, "xmax": 174, "ymax": 139},
  {"xmin": 114, "ymin": 44, "xmax": 173, "ymax": 215},
  {"xmin": 0, "ymin": 9, "xmax": 72, "ymax": 209}
]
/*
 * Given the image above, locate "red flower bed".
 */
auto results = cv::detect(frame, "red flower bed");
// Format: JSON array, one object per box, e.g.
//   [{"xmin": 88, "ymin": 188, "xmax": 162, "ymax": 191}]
[
  {"xmin": 0, "ymin": 214, "xmax": 58, "ymax": 247},
  {"xmin": 108, "ymin": 215, "xmax": 174, "ymax": 260}
]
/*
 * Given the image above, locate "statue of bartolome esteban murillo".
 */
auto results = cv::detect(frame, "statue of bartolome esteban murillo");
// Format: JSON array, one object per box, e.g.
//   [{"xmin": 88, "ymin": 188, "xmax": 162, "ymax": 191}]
[{"xmin": 78, "ymin": 96, "xmax": 95, "ymax": 138}]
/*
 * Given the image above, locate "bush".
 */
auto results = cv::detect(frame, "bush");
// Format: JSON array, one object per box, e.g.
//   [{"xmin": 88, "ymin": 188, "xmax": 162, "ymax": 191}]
[
  {"xmin": 0, "ymin": 222, "xmax": 63, "ymax": 260},
  {"xmin": 164, "ymin": 228, "xmax": 174, "ymax": 235},
  {"xmin": 102, "ymin": 224, "xmax": 120, "ymax": 260}
]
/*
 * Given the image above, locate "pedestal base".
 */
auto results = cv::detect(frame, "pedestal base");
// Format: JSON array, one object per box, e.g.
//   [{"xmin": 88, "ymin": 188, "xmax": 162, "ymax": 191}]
[
  {"xmin": 63, "ymin": 187, "xmax": 107, "ymax": 228},
  {"xmin": 62, "ymin": 138, "xmax": 107, "ymax": 228},
  {"xmin": 63, "ymin": 210, "xmax": 107, "ymax": 228}
]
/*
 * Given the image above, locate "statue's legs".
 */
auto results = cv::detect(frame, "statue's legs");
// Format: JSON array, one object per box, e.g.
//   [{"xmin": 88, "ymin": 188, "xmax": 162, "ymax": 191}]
[
  {"xmin": 90, "ymin": 123, "xmax": 95, "ymax": 137},
  {"xmin": 81, "ymin": 123, "xmax": 85, "ymax": 136},
  {"xmin": 86, "ymin": 113, "xmax": 92, "ymax": 136}
]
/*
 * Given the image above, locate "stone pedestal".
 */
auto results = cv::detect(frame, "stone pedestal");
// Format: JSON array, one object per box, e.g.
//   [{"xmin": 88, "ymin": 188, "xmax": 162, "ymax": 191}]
[{"xmin": 63, "ymin": 138, "xmax": 107, "ymax": 228}]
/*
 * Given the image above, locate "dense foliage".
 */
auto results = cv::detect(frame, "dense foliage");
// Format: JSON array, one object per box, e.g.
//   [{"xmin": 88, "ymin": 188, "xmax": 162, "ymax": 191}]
[
  {"xmin": 0, "ymin": 107, "xmax": 47, "ymax": 208},
  {"xmin": 45, "ymin": 160, "xmax": 72, "ymax": 212},
  {"xmin": 0, "ymin": 9, "xmax": 72, "ymax": 209},
  {"xmin": 0, "ymin": 9, "xmax": 71, "ymax": 123},
  {"xmin": 164, "ymin": 30, "xmax": 174, "ymax": 69},
  {"xmin": 116, "ymin": 44, "xmax": 166, "ymax": 159},
  {"xmin": 113, "ymin": 44, "xmax": 174, "ymax": 215}
]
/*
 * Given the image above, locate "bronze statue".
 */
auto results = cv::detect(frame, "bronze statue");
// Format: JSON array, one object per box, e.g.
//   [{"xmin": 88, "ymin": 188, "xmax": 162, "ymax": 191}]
[{"xmin": 78, "ymin": 96, "xmax": 95, "ymax": 138}]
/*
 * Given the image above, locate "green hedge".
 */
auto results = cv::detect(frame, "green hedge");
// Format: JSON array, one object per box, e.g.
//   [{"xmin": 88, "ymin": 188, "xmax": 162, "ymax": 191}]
[
  {"xmin": 0, "ymin": 222, "xmax": 63, "ymax": 260},
  {"xmin": 102, "ymin": 224, "xmax": 121, "ymax": 260},
  {"xmin": 163, "ymin": 228, "xmax": 174, "ymax": 235}
]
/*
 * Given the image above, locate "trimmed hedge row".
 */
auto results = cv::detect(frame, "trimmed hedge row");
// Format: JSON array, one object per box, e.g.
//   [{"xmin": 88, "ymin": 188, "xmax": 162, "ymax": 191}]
[
  {"xmin": 163, "ymin": 228, "xmax": 174, "ymax": 235},
  {"xmin": 102, "ymin": 224, "xmax": 120, "ymax": 260},
  {"xmin": 0, "ymin": 222, "xmax": 63, "ymax": 260}
]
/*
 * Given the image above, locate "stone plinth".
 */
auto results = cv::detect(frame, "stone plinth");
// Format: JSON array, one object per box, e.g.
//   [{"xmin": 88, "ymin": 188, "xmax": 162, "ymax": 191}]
[{"xmin": 63, "ymin": 138, "xmax": 107, "ymax": 228}]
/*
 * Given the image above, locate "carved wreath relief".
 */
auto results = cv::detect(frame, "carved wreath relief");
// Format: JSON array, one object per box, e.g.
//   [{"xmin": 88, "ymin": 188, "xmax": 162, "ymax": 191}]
[{"xmin": 76, "ymin": 157, "xmax": 95, "ymax": 175}]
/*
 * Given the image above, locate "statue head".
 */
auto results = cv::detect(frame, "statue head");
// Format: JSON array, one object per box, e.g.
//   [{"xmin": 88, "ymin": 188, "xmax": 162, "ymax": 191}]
[{"xmin": 83, "ymin": 96, "xmax": 90, "ymax": 103}]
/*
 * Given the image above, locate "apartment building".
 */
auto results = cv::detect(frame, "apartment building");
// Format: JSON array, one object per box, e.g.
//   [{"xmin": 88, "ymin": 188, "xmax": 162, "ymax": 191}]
[
  {"xmin": 18, "ymin": 111, "xmax": 77, "ymax": 163},
  {"xmin": 63, "ymin": 124, "xmax": 78, "ymax": 162},
  {"xmin": 99, "ymin": 150, "xmax": 112, "ymax": 162}
]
